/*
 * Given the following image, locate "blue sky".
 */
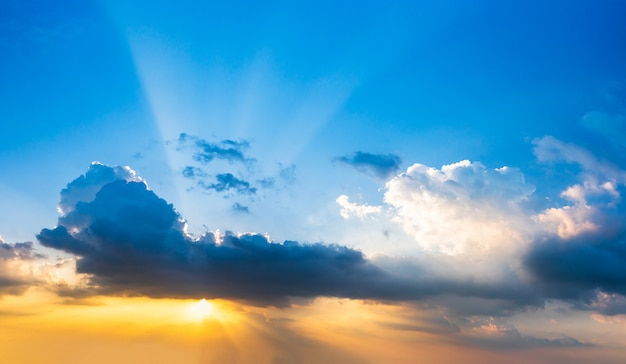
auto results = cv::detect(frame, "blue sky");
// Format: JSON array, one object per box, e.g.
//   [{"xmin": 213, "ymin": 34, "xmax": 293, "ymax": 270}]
[
  {"xmin": 2, "ymin": 0, "xmax": 624, "ymax": 240},
  {"xmin": 2, "ymin": 1, "xmax": 626, "ymax": 362}
]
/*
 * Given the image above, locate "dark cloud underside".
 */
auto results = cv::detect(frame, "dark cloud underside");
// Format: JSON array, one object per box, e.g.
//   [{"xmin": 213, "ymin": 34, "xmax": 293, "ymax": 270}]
[
  {"xmin": 525, "ymin": 231, "xmax": 626, "ymax": 312},
  {"xmin": 37, "ymin": 166, "xmax": 543, "ymax": 309},
  {"xmin": 37, "ymin": 178, "xmax": 411, "ymax": 306}
]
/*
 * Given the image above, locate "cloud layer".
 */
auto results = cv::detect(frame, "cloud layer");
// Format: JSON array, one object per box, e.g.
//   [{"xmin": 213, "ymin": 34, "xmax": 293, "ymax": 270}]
[
  {"xmin": 38, "ymin": 165, "xmax": 417, "ymax": 306},
  {"xmin": 36, "ymin": 164, "xmax": 541, "ymax": 312},
  {"xmin": 30, "ymin": 137, "xmax": 626, "ymax": 344}
]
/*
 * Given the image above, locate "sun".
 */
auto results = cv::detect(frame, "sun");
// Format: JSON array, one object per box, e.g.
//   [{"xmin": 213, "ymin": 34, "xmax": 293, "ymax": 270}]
[{"xmin": 186, "ymin": 299, "xmax": 215, "ymax": 321}]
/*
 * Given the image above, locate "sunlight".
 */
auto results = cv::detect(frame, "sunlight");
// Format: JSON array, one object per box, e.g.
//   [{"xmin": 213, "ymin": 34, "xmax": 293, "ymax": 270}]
[{"xmin": 186, "ymin": 299, "xmax": 215, "ymax": 321}]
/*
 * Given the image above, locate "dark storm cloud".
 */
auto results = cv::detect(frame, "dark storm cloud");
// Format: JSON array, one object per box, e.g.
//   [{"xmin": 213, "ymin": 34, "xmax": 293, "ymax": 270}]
[
  {"xmin": 36, "ymin": 177, "xmax": 409, "ymax": 306},
  {"xmin": 178, "ymin": 133, "xmax": 253, "ymax": 164},
  {"xmin": 334, "ymin": 151, "xmax": 401, "ymax": 179},
  {"xmin": 525, "ymin": 230, "xmax": 626, "ymax": 312},
  {"xmin": 201, "ymin": 173, "xmax": 257, "ymax": 195}
]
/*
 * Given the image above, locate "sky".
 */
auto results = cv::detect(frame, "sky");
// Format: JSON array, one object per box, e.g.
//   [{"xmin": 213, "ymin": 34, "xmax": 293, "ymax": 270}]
[{"xmin": 1, "ymin": 0, "xmax": 626, "ymax": 363}]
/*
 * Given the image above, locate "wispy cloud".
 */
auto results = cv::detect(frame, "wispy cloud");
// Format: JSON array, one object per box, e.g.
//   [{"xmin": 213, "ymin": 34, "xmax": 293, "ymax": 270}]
[
  {"xmin": 175, "ymin": 134, "xmax": 296, "ymax": 200},
  {"xmin": 334, "ymin": 151, "xmax": 401, "ymax": 179},
  {"xmin": 178, "ymin": 133, "xmax": 254, "ymax": 165},
  {"xmin": 232, "ymin": 203, "xmax": 250, "ymax": 213},
  {"xmin": 200, "ymin": 173, "xmax": 257, "ymax": 195}
]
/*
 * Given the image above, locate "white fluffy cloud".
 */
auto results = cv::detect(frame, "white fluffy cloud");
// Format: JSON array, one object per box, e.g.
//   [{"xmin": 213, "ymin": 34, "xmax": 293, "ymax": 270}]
[
  {"xmin": 336, "ymin": 195, "xmax": 382, "ymax": 220},
  {"xmin": 383, "ymin": 160, "xmax": 535, "ymax": 256}
]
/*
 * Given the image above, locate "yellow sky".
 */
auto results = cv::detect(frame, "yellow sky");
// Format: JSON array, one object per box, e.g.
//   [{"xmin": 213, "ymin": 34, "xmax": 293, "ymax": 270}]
[{"xmin": 2, "ymin": 289, "xmax": 625, "ymax": 364}]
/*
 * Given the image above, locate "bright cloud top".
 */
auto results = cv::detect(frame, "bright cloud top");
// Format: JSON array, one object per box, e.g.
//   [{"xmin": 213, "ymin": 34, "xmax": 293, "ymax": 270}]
[{"xmin": 383, "ymin": 160, "xmax": 535, "ymax": 255}]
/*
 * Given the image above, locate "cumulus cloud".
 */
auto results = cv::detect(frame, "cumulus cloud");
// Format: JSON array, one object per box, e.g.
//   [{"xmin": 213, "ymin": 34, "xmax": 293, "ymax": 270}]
[
  {"xmin": 58, "ymin": 161, "xmax": 142, "ymax": 215},
  {"xmin": 37, "ymin": 165, "xmax": 418, "ymax": 306},
  {"xmin": 34, "ymin": 151, "xmax": 626, "ymax": 335},
  {"xmin": 522, "ymin": 136, "xmax": 626, "ymax": 313},
  {"xmin": 383, "ymin": 160, "xmax": 535, "ymax": 255},
  {"xmin": 37, "ymin": 163, "xmax": 551, "ymax": 312},
  {"xmin": 327, "ymin": 136, "xmax": 626, "ymax": 317},
  {"xmin": 334, "ymin": 151, "xmax": 401, "ymax": 179}
]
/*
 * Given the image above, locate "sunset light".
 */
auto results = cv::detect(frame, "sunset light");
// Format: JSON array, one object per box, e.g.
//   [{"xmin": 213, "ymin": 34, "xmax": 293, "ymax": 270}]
[{"xmin": 186, "ymin": 299, "xmax": 216, "ymax": 321}]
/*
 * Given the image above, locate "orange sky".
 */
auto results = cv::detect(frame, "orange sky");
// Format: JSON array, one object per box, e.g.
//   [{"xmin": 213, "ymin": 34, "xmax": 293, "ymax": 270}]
[{"xmin": 2, "ymin": 290, "xmax": 625, "ymax": 364}]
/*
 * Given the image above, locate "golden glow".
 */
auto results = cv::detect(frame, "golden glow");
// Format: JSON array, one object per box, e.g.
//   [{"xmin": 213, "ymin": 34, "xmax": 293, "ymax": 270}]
[
  {"xmin": 1, "ymin": 291, "xmax": 623, "ymax": 364},
  {"xmin": 185, "ymin": 298, "xmax": 215, "ymax": 321}
]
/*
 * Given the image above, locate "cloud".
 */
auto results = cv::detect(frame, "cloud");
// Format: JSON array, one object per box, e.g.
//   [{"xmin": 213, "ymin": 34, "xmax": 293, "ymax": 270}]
[
  {"xmin": 178, "ymin": 133, "xmax": 253, "ymax": 165},
  {"xmin": 35, "ymin": 156, "xmax": 626, "ymax": 329},
  {"xmin": 462, "ymin": 320, "xmax": 591, "ymax": 350},
  {"xmin": 37, "ymin": 166, "xmax": 415, "ymax": 306},
  {"xmin": 278, "ymin": 163, "xmax": 296, "ymax": 184},
  {"xmin": 37, "ymin": 163, "xmax": 548, "ymax": 311},
  {"xmin": 524, "ymin": 230, "xmax": 626, "ymax": 310},
  {"xmin": 201, "ymin": 173, "xmax": 257, "ymax": 195},
  {"xmin": 522, "ymin": 136, "xmax": 626, "ymax": 313},
  {"xmin": 532, "ymin": 135, "xmax": 626, "ymax": 182},
  {"xmin": 334, "ymin": 151, "xmax": 401, "ymax": 179},
  {"xmin": 181, "ymin": 166, "xmax": 206, "ymax": 179},
  {"xmin": 0, "ymin": 239, "xmax": 39, "ymax": 296},
  {"xmin": 58, "ymin": 161, "xmax": 142, "ymax": 215},
  {"xmin": 176, "ymin": 134, "xmax": 295, "ymax": 199},
  {"xmin": 336, "ymin": 195, "xmax": 382, "ymax": 220},
  {"xmin": 532, "ymin": 136, "xmax": 625, "ymax": 239},
  {"xmin": 232, "ymin": 203, "xmax": 250, "ymax": 213},
  {"xmin": 383, "ymin": 160, "xmax": 535, "ymax": 255}
]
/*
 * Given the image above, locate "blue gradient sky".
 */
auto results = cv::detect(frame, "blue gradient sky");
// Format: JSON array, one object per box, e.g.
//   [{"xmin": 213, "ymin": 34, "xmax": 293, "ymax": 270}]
[{"xmin": 2, "ymin": 1, "xmax": 624, "ymax": 239}]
